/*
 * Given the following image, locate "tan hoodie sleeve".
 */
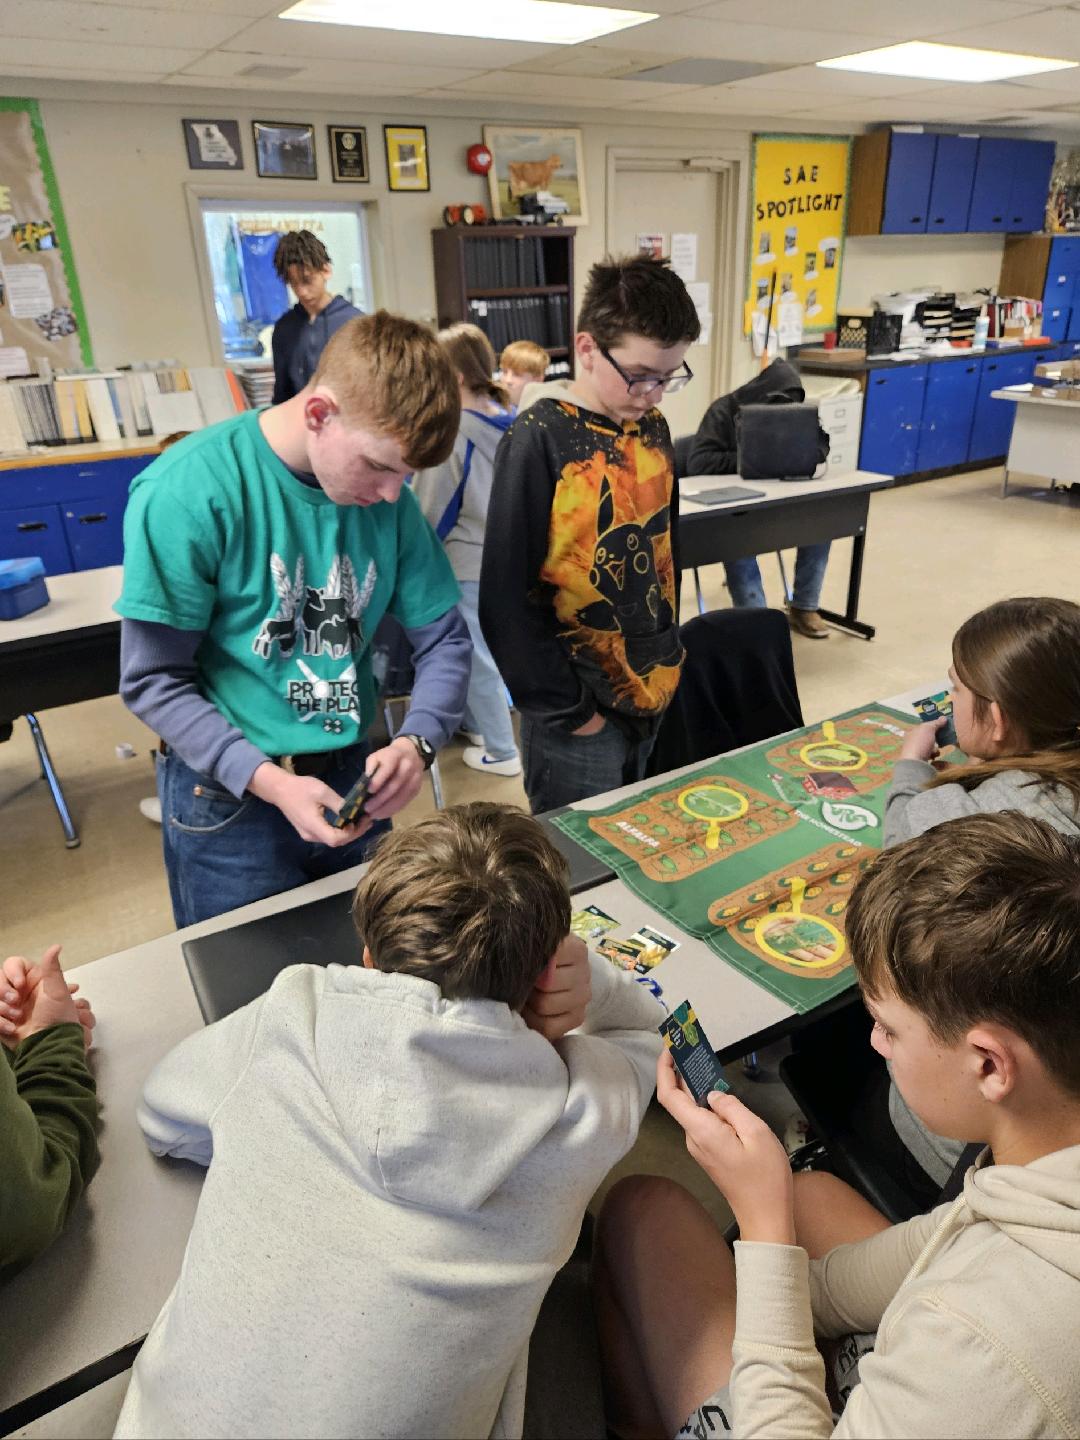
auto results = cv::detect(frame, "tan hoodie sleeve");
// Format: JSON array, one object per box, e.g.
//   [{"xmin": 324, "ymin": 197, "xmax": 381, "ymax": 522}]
[{"xmin": 808, "ymin": 1204, "xmax": 950, "ymax": 1338}]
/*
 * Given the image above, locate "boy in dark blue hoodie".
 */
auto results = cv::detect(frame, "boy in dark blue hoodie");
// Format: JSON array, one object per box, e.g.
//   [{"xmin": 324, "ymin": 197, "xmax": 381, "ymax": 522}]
[{"xmin": 271, "ymin": 230, "xmax": 362, "ymax": 404}]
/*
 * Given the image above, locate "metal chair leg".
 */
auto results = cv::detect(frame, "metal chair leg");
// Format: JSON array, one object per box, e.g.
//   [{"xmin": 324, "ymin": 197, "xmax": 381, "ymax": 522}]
[
  {"xmin": 24, "ymin": 712, "xmax": 80, "ymax": 849},
  {"xmin": 776, "ymin": 553, "xmax": 793, "ymax": 604},
  {"xmin": 742, "ymin": 1051, "xmax": 761, "ymax": 1079},
  {"xmin": 693, "ymin": 567, "xmax": 706, "ymax": 616}
]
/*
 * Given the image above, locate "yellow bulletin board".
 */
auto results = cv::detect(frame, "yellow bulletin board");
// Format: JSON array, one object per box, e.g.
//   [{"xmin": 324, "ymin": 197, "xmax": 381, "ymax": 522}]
[{"xmin": 744, "ymin": 135, "xmax": 850, "ymax": 337}]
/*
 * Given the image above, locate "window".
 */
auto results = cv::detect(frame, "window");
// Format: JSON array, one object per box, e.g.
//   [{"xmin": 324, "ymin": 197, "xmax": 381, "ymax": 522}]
[{"xmin": 199, "ymin": 200, "xmax": 372, "ymax": 363}]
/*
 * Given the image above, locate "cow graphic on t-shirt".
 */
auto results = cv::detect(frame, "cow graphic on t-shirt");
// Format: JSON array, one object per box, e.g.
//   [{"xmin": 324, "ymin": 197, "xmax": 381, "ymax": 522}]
[{"xmin": 253, "ymin": 553, "xmax": 377, "ymax": 661}]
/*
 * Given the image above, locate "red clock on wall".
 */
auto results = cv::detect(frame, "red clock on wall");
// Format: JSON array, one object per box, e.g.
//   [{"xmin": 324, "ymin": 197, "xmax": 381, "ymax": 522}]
[{"xmin": 466, "ymin": 143, "xmax": 492, "ymax": 176}]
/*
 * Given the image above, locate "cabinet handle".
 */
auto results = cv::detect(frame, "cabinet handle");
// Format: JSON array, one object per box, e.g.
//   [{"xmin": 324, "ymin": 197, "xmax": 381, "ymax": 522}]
[
  {"xmin": 75, "ymin": 469, "xmax": 98, "ymax": 479},
  {"xmin": 874, "ymin": 378, "xmax": 886, "ymax": 385},
  {"xmin": 932, "ymin": 217, "xmax": 944, "ymax": 224},
  {"xmin": 910, "ymin": 215, "xmax": 923, "ymax": 223},
  {"xmin": 16, "ymin": 521, "xmax": 47, "ymax": 532},
  {"xmin": 74, "ymin": 513, "xmax": 107, "ymax": 525},
  {"xmin": 991, "ymin": 215, "xmax": 1003, "ymax": 223},
  {"xmin": 966, "ymin": 366, "xmax": 976, "ymax": 373}
]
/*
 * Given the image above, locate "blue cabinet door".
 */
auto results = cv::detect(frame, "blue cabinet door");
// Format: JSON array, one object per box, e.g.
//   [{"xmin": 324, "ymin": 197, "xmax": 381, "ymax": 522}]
[
  {"xmin": 1007, "ymin": 140, "xmax": 1055, "ymax": 232},
  {"xmin": 858, "ymin": 365, "xmax": 928, "ymax": 475},
  {"xmin": 882, "ymin": 133, "xmax": 936, "ymax": 233},
  {"xmin": 916, "ymin": 360, "xmax": 981, "ymax": 471},
  {"xmin": 0, "ymin": 503, "xmax": 74, "ymax": 575},
  {"xmin": 968, "ymin": 139, "xmax": 1016, "ymax": 231},
  {"xmin": 61, "ymin": 493, "xmax": 126, "ymax": 570},
  {"xmin": 1044, "ymin": 303, "xmax": 1072, "ymax": 341},
  {"xmin": 969, "ymin": 352, "xmax": 1038, "ymax": 461},
  {"xmin": 927, "ymin": 136, "xmax": 977, "ymax": 233}
]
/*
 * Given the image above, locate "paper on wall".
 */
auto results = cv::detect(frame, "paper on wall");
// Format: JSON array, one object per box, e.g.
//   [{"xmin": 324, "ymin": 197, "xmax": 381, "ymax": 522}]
[
  {"xmin": 751, "ymin": 308, "xmax": 779, "ymax": 360},
  {"xmin": 671, "ymin": 232, "xmax": 697, "ymax": 283},
  {"xmin": 636, "ymin": 233, "xmax": 665, "ymax": 260},
  {"xmin": 0, "ymin": 345, "xmax": 31, "ymax": 376},
  {"xmin": 686, "ymin": 281, "xmax": 712, "ymax": 346},
  {"xmin": 0, "ymin": 215, "xmax": 14, "ymax": 241},
  {"xmin": 2, "ymin": 263, "xmax": 53, "ymax": 318},
  {"xmin": 777, "ymin": 297, "xmax": 804, "ymax": 347}
]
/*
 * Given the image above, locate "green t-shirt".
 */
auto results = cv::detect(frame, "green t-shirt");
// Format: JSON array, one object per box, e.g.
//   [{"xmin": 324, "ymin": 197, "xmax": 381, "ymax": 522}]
[{"xmin": 118, "ymin": 411, "xmax": 459, "ymax": 757}]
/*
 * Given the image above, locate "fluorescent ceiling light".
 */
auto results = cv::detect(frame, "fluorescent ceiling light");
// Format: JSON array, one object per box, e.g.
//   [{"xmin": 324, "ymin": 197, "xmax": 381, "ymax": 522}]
[
  {"xmin": 279, "ymin": 0, "xmax": 657, "ymax": 45},
  {"xmin": 817, "ymin": 41, "xmax": 1077, "ymax": 83}
]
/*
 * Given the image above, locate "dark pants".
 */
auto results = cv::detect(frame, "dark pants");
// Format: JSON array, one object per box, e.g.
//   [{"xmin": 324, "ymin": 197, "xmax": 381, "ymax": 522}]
[
  {"xmin": 520, "ymin": 713, "xmax": 656, "ymax": 814},
  {"xmin": 157, "ymin": 744, "xmax": 390, "ymax": 929}
]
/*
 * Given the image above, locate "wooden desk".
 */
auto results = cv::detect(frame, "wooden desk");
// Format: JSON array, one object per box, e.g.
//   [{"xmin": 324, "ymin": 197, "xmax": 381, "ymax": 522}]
[
  {"xmin": 679, "ymin": 469, "xmax": 894, "ymax": 639},
  {"xmin": 991, "ymin": 384, "xmax": 1080, "ymax": 496}
]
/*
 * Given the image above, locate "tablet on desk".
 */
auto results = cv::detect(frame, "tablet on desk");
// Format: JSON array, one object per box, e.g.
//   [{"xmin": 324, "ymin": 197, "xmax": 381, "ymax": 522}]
[{"xmin": 689, "ymin": 484, "xmax": 767, "ymax": 505}]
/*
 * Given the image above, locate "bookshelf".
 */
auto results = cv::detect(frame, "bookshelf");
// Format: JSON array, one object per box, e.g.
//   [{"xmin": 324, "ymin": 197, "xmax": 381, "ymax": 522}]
[{"xmin": 432, "ymin": 225, "xmax": 576, "ymax": 375}]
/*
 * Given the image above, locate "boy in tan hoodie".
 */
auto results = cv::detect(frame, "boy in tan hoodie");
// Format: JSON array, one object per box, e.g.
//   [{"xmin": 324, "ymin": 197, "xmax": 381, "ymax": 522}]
[{"xmin": 594, "ymin": 812, "xmax": 1080, "ymax": 1438}]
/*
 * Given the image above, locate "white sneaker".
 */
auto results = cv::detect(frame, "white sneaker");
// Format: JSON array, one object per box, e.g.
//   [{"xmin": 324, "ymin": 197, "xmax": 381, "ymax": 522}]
[
  {"xmin": 459, "ymin": 729, "xmax": 484, "ymax": 746},
  {"xmin": 462, "ymin": 746, "xmax": 522, "ymax": 777},
  {"xmin": 139, "ymin": 795, "xmax": 162, "ymax": 824}
]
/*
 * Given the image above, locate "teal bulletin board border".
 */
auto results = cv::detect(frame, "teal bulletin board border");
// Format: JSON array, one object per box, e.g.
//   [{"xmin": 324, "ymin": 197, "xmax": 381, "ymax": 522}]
[
  {"xmin": 0, "ymin": 96, "xmax": 93, "ymax": 366},
  {"xmin": 747, "ymin": 132, "xmax": 853, "ymax": 337}
]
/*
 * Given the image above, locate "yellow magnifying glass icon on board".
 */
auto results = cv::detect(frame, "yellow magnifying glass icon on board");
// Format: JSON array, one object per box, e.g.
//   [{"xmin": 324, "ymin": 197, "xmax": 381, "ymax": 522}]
[
  {"xmin": 677, "ymin": 784, "xmax": 748, "ymax": 850},
  {"xmin": 799, "ymin": 718, "xmax": 868, "ymax": 772},
  {"xmin": 753, "ymin": 875, "xmax": 846, "ymax": 970}
]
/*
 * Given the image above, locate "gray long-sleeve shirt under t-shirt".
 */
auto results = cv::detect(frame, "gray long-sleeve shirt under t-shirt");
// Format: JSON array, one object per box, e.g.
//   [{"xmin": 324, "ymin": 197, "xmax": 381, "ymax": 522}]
[{"xmin": 120, "ymin": 608, "xmax": 471, "ymax": 799}]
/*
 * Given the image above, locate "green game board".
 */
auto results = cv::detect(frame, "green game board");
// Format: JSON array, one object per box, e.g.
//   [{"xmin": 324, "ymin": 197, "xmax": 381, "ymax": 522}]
[{"xmin": 553, "ymin": 704, "xmax": 916, "ymax": 1012}]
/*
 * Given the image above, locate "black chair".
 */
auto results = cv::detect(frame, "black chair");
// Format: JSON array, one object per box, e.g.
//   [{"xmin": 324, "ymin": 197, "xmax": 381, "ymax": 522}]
[{"xmin": 646, "ymin": 606, "xmax": 802, "ymax": 777}]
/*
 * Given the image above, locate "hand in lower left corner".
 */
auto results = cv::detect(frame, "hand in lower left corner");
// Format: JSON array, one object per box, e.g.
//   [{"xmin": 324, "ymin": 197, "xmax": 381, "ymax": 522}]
[
  {"xmin": 656, "ymin": 1050, "xmax": 795, "ymax": 1245},
  {"xmin": 899, "ymin": 717, "xmax": 946, "ymax": 764},
  {"xmin": 361, "ymin": 737, "xmax": 426, "ymax": 821}
]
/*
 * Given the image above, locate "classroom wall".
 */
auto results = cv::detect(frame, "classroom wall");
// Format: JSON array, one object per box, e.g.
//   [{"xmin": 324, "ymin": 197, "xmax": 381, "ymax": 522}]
[{"xmin": 838, "ymin": 233, "xmax": 1006, "ymax": 311}]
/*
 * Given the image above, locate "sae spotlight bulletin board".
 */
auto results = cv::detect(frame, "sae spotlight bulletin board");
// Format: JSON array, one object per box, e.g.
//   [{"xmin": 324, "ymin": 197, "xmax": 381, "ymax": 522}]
[{"xmin": 744, "ymin": 134, "xmax": 851, "ymax": 337}]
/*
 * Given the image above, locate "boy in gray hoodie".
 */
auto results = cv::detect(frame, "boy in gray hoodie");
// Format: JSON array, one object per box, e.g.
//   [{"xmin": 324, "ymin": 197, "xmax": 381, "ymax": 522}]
[
  {"xmin": 595, "ymin": 813, "xmax": 1080, "ymax": 1439},
  {"xmin": 115, "ymin": 802, "xmax": 662, "ymax": 1440}
]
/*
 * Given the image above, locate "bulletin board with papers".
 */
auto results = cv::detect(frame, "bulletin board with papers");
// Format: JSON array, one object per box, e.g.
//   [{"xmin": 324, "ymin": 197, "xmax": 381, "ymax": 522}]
[
  {"xmin": 0, "ymin": 98, "xmax": 91, "ymax": 376},
  {"xmin": 744, "ymin": 134, "xmax": 850, "ymax": 340}
]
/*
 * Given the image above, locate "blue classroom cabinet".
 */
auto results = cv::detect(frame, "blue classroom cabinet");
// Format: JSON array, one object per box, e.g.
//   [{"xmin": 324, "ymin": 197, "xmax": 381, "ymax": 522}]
[
  {"xmin": 858, "ymin": 366, "xmax": 928, "ymax": 475},
  {"xmin": 881, "ymin": 133, "xmax": 937, "ymax": 234},
  {"xmin": 926, "ymin": 136, "xmax": 978, "ymax": 235},
  {"xmin": 968, "ymin": 353, "xmax": 1041, "ymax": 464},
  {"xmin": 0, "ymin": 452, "xmax": 154, "ymax": 575},
  {"xmin": 968, "ymin": 139, "xmax": 1056, "ymax": 234},
  {"xmin": 916, "ymin": 360, "xmax": 981, "ymax": 472}
]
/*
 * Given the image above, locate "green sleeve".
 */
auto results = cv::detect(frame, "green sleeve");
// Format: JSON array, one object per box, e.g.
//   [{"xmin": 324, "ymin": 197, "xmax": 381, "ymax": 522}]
[
  {"xmin": 116, "ymin": 472, "xmax": 223, "ymax": 631},
  {"xmin": 0, "ymin": 1024, "xmax": 101, "ymax": 1281},
  {"xmin": 388, "ymin": 484, "xmax": 460, "ymax": 628}
]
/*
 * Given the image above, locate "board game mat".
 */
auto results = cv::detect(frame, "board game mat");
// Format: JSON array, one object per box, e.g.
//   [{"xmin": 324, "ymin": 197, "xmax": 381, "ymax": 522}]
[{"xmin": 553, "ymin": 704, "xmax": 915, "ymax": 1012}]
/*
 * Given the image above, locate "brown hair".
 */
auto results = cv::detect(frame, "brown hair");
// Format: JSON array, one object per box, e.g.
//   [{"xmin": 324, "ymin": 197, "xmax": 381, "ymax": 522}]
[
  {"xmin": 500, "ymin": 340, "xmax": 549, "ymax": 380},
  {"xmin": 351, "ymin": 802, "xmax": 571, "ymax": 1009},
  {"xmin": 438, "ymin": 323, "xmax": 510, "ymax": 410},
  {"xmin": 273, "ymin": 229, "xmax": 331, "ymax": 280},
  {"xmin": 577, "ymin": 254, "xmax": 701, "ymax": 349},
  {"xmin": 846, "ymin": 813, "xmax": 1080, "ymax": 1097},
  {"xmin": 313, "ymin": 311, "xmax": 460, "ymax": 469},
  {"xmin": 927, "ymin": 597, "xmax": 1080, "ymax": 806}
]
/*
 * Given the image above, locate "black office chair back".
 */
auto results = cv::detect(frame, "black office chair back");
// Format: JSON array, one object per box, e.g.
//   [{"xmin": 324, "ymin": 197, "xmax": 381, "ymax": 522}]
[
  {"xmin": 672, "ymin": 433, "xmax": 695, "ymax": 480},
  {"xmin": 646, "ymin": 606, "xmax": 803, "ymax": 776}
]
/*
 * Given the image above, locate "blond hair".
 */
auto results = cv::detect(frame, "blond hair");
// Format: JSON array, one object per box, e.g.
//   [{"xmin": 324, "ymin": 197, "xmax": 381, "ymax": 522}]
[
  {"xmin": 313, "ymin": 311, "xmax": 460, "ymax": 469},
  {"xmin": 351, "ymin": 803, "xmax": 570, "ymax": 1009},
  {"xmin": 928, "ymin": 597, "xmax": 1080, "ymax": 806},
  {"xmin": 499, "ymin": 340, "xmax": 549, "ymax": 381},
  {"xmin": 438, "ymin": 323, "xmax": 510, "ymax": 410},
  {"xmin": 847, "ymin": 813, "xmax": 1080, "ymax": 1097}
]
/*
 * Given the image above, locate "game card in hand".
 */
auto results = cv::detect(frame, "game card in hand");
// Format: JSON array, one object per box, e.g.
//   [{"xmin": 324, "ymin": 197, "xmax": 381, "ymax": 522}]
[
  {"xmin": 570, "ymin": 904, "xmax": 618, "ymax": 943},
  {"xmin": 913, "ymin": 690, "xmax": 958, "ymax": 748},
  {"xmin": 659, "ymin": 1001, "xmax": 731, "ymax": 1104}
]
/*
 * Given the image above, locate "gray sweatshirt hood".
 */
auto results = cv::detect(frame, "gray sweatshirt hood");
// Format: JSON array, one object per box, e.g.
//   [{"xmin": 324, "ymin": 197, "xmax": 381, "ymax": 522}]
[
  {"xmin": 460, "ymin": 406, "xmax": 514, "ymax": 465},
  {"xmin": 314, "ymin": 964, "xmax": 571, "ymax": 1212}
]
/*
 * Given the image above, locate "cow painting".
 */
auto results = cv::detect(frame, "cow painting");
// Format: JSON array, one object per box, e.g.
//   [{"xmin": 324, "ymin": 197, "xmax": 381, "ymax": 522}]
[{"xmin": 508, "ymin": 153, "xmax": 563, "ymax": 198}]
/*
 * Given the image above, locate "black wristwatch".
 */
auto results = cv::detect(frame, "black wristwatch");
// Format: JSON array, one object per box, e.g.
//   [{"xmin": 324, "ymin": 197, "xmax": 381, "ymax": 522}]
[{"xmin": 402, "ymin": 733, "xmax": 436, "ymax": 770}]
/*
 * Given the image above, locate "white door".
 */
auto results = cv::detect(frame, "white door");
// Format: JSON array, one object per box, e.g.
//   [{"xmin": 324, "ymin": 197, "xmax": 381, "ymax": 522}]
[{"xmin": 609, "ymin": 166, "xmax": 722, "ymax": 441}]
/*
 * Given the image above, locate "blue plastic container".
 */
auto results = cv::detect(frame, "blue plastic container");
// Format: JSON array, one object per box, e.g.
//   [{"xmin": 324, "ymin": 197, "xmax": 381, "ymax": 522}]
[{"xmin": 0, "ymin": 556, "xmax": 50, "ymax": 620}]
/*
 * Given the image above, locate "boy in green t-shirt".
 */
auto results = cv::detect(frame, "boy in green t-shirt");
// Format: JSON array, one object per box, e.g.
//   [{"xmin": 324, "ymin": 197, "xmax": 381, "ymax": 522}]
[{"xmin": 118, "ymin": 311, "xmax": 470, "ymax": 926}]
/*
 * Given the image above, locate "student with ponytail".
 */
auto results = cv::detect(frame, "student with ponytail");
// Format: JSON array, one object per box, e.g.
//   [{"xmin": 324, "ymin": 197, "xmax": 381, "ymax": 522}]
[
  {"xmin": 880, "ymin": 595, "xmax": 1080, "ymax": 1189},
  {"xmin": 412, "ymin": 325, "xmax": 521, "ymax": 776}
]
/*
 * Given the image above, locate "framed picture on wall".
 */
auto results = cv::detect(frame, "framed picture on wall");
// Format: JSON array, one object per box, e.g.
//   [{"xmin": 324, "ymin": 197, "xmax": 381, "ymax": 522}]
[
  {"xmin": 253, "ymin": 120, "xmax": 317, "ymax": 180},
  {"xmin": 383, "ymin": 125, "xmax": 429, "ymax": 192},
  {"xmin": 329, "ymin": 125, "xmax": 369, "ymax": 183},
  {"xmin": 482, "ymin": 126, "xmax": 587, "ymax": 224},
  {"xmin": 182, "ymin": 119, "xmax": 243, "ymax": 171}
]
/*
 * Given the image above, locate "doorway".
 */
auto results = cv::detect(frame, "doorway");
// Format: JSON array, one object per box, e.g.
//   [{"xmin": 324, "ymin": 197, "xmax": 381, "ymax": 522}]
[{"xmin": 607, "ymin": 151, "xmax": 745, "ymax": 442}]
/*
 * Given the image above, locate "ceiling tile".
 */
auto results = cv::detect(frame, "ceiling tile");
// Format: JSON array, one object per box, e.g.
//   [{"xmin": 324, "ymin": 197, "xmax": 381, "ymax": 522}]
[
  {"xmin": 0, "ymin": 60, "xmax": 171, "ymax": 81},
  {"xmin": 80, "ymin": 0, "xmax": 279, "ymax": 13},
  {"xmin": 588, "ymin": 16, "xmax": 885, "ymax": 63},
  {"xmin": 0, "ymin": 35, "xmax": 202, "ymax": 70},
  {"xmin": 641, "ymin": 84, "xmax": 824, "ymax": 113},
  {"xmin": 724, "ymin": 65, "xmax": 948, "ymax": 97},
  {"xmin": 222, "ymin": 18, "xmax": 565, "ymax": 67},
  {"xmin": 179, "ymin": 50, "xmax": 484, "ymax": 86},
  {"xmin": 686, "ymin": 0, "xmax": 1047, "ymax": 36},
  {"xmin": 440, "ymin": 70, "xmax": 691, "ymax": 102},
  {"xmin": 930, "ymin": 10, "xmax": 1080, "ymax": 57},
  {"xmin": 0, "ymin": 0, "xmax": 247, "ymax": 48}
]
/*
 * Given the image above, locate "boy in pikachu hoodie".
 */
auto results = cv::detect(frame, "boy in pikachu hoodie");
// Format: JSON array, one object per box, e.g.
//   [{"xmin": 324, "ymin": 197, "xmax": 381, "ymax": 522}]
[
  {"xmin": 114, "ymin": 802, "xmax": 662, "ymax": 1440},
  {"xmin": 595, "ymin": 812, "xmax": 1080, "ymax": 1439}
]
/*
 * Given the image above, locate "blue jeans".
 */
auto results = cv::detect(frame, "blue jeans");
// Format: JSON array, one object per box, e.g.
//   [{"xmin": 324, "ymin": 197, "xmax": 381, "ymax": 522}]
[
  {"xmin": 725, "ymin": 542, "xmax": 831, "ymax": 611},
  {"xmin": 157, "ymin": 744, "xmax": 390, "ymax": 929},
  {"xmin": 520, "ymin": 712, "xmax": 655, "ymax": 814},
  {"xmin": 458, "ymin": 580, "xmax": 518, "ymax": 760}
]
